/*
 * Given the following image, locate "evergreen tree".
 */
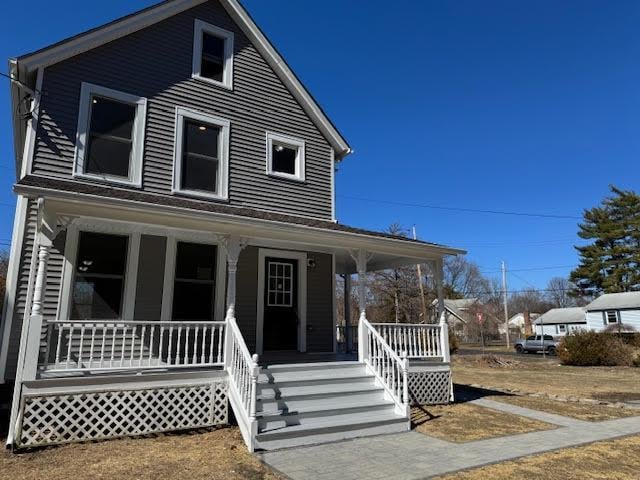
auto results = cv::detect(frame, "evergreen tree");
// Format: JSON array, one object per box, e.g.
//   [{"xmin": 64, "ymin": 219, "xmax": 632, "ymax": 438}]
[{"xmin": 570, "ymin": 186, "xmax": 640, "ymax": 296}]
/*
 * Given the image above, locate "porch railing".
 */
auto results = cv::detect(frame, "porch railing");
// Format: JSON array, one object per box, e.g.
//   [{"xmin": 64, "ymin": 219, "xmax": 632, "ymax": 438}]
[
  {"xmin": 359, "ymin": 317, "xmax": 410, "ymax": 416},
  {"xmin": 224, "ymin": 315, "xmax": 259, "ymax": 451},
  {"xmin": 40, "ymin": 320, "xmax": 226, "ymax": 373},
  {"xmin": 371, "ymin": 323, "xmax": 444, "ymax": 359}
]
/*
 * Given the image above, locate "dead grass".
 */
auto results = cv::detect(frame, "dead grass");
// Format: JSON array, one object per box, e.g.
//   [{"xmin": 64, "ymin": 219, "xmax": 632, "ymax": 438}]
[
  {"xmin": 489, "ymin": 395, "xmax": 640, "ymax": 422},
  {"xmin": 0, "ymin": 427, "xmax": 282, "ymax": 480},
  {"xmin": 453, "ymin": 354, "xmax": 640, "ymax": 401},
  {"xmin": 436, "ymin": 435, "xmax": 640, "ymax": 480},
  {"xmin": 412, "ymin": 403, "xmax": 555, "ymax": 442}
]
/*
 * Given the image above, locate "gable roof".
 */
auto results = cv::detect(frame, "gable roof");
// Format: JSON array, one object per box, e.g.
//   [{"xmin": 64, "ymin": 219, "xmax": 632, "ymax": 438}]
[
  {"xmin": 533, "ymin": 307, "xmax": 586, "ymax": 325},
  {"xmin": 10, "ymin": 0, "xmax": 351, "ymax": 160},
  {"xmin": 585, "ymin": 292, "xmax": 640, "ymax": 311}
]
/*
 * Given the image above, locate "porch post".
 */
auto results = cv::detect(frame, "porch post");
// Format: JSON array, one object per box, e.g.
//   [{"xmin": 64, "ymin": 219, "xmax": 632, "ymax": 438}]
[
  {"xmin": 433, "ymin": 258, "xmax": 445, "ymax": 321},
  {"xmin": 221, "ymin": 236, "xmax": 245, "ymax": 320},
  {"xmin": 343, "ymin": 274, "xmax": 352, "ymax": 353},
  {"xmin": 354, "ymin": 249, "xmax": 368, "ymax": 362}
]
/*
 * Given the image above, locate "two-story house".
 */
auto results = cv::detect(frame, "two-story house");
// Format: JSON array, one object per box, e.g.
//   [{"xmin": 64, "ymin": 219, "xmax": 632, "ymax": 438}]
[{"xmin": 1, "ymin": 0, "xmax": 463, "ymax": 451}]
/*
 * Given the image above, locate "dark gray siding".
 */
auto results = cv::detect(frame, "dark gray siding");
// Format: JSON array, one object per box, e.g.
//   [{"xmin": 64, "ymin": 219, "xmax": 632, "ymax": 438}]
[
  {"xmin": 32, "ymin": 0, "xmax": 333, "ymax": 219},
  {"xmin": 236, "ymin": 246, "xmax": 258, "ymax": 351},
  {"xmin": 306, "ymin": 253, "xmax": 334, "ymax": 352},
  {"xmin": 134, "ymin": 235, "xmax": 167, "ymax": 321},
  {"xmin": 5, "ymin": 201, "xmax": 65, "ymax": 380}
]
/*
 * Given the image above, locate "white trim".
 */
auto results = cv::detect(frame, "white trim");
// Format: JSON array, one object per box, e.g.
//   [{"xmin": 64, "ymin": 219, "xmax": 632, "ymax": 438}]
[
  {"xmin": 20, "ymin": 68, "xmax": 44, "ymax": 179},
  {"xmin": 73, "ymin": 82, "xmax": 147, "ymax": 187},
  {"xmin": 173, "ymin": 106, "xmax": 230, "ymax": 201},
  {"xmin": 15, "ymin": 0, "xmax": 350, "ymax": 158},
  {"xmin": 191, "ymin": 19, "xmax": 234, "ymax": 90},
  {"xmin": 604, "ymin": 310, "xmax": 620, "ymax": 324},
  {"xmin": 266, "ymin": 132, "xmax": 305, "ymax": 182},
  {"xmin": 256, "ymin": 248, "xmax": 307, "ymax": 355},
  {"xmin": 58, "ymin": 223, "xmax": 140, "ymax": 321},
  {"xmin": 330, "ymin": 148, "xmax": 336, "ymax": 222},
  {"xmin": 0, "ymin": 196, "xmax": 28, "ymax": 382},
  {"xmin": 160, "ymin": 234, "xmax": 224, "ymax": 322}
]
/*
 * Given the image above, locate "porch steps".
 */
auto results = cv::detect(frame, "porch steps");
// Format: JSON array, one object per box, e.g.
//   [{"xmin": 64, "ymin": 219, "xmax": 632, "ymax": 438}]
[{"xmin": 254, "ymin": 361, "xmax": 409, "ymax": 450}]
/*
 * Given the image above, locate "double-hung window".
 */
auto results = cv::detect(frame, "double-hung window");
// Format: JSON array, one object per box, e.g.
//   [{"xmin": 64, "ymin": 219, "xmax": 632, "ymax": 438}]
[
  {"xmin": 173, "ymin": 107, "xmax": 229, "ymax": 200},
  {"xmin": 266, "ymin": 132, "xmax": 305, "ymax": 181},
  {"xmin": 74, "ymin": 83, "xmax": 146, "ymax": 186},
  {"xmin": 70, "ymin": 231, "xmax": 129, "ymax": 320},
  {"xmin": 192, "ymin": 20, "xmax": 234, "ymax": 89},
  {"xmin": 605, "ymin": 310, "xmax": 619, "ymax": 324}
]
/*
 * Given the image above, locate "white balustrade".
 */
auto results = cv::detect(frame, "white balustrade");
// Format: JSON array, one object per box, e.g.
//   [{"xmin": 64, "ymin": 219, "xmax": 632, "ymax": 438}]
[
  {"xmin": 371, "ymin": 323, "xmax": 444, "ymax": 359},
  {"xmin": 42, "ymin": 320, "xmax": 226, "ymax": 373},
  {"xmin": 361, "ymin": 318, "xmax": 409, "ymax": 416}
]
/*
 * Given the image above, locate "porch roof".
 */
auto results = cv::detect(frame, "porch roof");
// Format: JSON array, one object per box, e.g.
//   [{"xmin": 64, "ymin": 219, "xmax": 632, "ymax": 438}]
[{"xmin": 15, "ymin": 175, "xmax": 465, "ymax": 273}]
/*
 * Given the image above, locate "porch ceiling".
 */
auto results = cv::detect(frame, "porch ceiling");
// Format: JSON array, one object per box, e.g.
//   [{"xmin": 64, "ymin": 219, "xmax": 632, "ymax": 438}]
[{"xmin": 17, "ymin": 176, "xmax": 465, "ymax": 274}]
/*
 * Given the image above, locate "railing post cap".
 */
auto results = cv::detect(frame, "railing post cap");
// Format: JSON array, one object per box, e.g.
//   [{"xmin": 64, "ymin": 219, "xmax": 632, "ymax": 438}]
[
  {"xmin": 401, "ymin": 350, "xmax": 407, "ymax": 358},
  {"xmin": 252, "ymin": 353, "xmax": 259, "ymax": 363}
]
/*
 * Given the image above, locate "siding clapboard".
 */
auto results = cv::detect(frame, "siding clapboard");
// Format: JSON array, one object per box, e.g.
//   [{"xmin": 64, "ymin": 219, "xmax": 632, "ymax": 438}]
[
  {"xmin": 31, "ymin": 0, "xmax": 334, "ymax": 219},
  {"xmin": 586, "ymin": 310, "xmax": 640, "ymax": 332}
]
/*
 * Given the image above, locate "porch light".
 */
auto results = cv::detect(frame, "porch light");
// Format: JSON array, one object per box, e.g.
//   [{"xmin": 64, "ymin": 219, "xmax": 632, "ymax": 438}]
[
  {"xmin": 198, "ymin": 125, "xmax": 207, "ymax": 131},
  {"xmin": 274, "ymin": 144, "xmax": 284, "ymax": 152}
]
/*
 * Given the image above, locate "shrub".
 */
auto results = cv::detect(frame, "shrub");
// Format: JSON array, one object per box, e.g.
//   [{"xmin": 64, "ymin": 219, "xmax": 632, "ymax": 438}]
[
  {"xmin": 448, "ymin": 327, "xmax": 459, "ymax": 354},
  {"xmin": 558, "ymin": 331, "xmax": 635, "ymax": 367}
]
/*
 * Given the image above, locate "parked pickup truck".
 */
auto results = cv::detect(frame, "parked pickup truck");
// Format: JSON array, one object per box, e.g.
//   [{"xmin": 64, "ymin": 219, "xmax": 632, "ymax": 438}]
[{"xmin": 514, "ymin": 335, "xmax": 559, "ymax": 355}]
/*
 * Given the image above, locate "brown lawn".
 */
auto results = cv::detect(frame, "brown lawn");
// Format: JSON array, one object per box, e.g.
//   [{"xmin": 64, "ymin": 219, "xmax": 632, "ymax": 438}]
[
  {"xmin": 490, "ymin": 394, "xmax": 640, "ymax": 422},
  {"xmin": 0, "ymin": 427, "xmax": 282, "ymax": 480},
  {"xmin": 453, "ymin": 354, "xmax": 640, "ymax": 401},
  {"xmin": 412, "ymin": 403, "xmax": 554, "ymax": 442},
  {"xmin": 436, "ymin": 435, "xmax": 640, "ymax": 480}
]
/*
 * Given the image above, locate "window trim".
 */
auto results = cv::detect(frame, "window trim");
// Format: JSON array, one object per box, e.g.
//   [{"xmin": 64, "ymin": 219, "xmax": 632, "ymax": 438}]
[
  {"xmin": 172, "ymin": 106, "xmax": 230, "ymax": 201},
  {"xmin": 192, "ymin": 19, "xmax": 234, "ymax": 90},
  {"xmin": 73, "ymin": 82, "xmax": 147, "ymax": 187},
  {"xmin": 604, "ymin": 310, "xmax": 620, "ymax": 324},
  {"xmin": 266, "ymin": 132, "xmax": 306, "ymax": 182}
]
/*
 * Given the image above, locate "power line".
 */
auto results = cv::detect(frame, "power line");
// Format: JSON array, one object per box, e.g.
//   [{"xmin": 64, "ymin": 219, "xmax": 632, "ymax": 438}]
[
  {"xmin": 339, "ymin": 195, "xmax": 582, "ymax": 220},
  {"xmin": 480, "ymin": 264, "xmax": 577, "ymax": 274}
]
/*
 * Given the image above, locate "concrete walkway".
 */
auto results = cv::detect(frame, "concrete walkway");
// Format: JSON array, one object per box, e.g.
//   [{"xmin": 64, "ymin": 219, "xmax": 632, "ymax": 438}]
[{"xmin": 260, "ymin": 400, "xmax": 640, "ymax": 480}]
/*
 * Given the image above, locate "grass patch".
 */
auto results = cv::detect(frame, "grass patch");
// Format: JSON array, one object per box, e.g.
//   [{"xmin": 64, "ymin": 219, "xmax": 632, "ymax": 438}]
[
  {"xmin": 436, "ymin": 435, "xmax": 640, "ymax": 480},
  {"xmin": 453, "ymin": 354, "xmax": 640, "ymax": 401},
  {"xmin": 412, "ymin": 403, "xmax": 555, "ymax": 443},
  {"xmin": 1, "ymin": 427, "xmax": 282, "ymax": 480},
  {"xmin": 489, "ymin": 395, "xmax": 640, "ymax": 422}
]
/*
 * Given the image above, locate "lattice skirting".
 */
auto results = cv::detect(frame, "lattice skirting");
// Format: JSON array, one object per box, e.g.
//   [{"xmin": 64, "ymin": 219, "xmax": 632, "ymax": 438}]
[
  {"xmin": 17, "ymin": 382, "xmax": 228, "ymax": 448},
  {"xmin": 408, "ymin": 370, "xmax": 452, "ymax": 406}
]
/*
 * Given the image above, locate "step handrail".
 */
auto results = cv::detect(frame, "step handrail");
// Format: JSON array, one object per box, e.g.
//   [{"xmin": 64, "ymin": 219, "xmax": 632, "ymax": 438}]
[
  {"xmin": 359, "ymin": 317, "xmax": 410, "ymax": 417},
  {"xmin": 224, "ymin": 315, "xmax": 259, "ymax": 451}
]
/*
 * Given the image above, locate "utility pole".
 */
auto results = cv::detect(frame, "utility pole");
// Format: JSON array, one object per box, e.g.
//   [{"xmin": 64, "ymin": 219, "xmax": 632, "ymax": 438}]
[
  {"xmin": 413, "ymin": 226, "xmax": 428, "ymax": 322},
  {"xmin": 502, "ymin": 261, "xmax": 510, "ymax": 348}
]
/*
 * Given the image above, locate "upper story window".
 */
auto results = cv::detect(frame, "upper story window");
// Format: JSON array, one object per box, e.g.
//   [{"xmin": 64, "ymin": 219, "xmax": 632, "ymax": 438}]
[
  {"xmin": 173, "ymin": 107, "xmax": 229, "ymax": 200},
  {"xmin": 192, "ymin": 20, "xmax": 234, "ymax": 89},
  {"xmin": 74, "ymin": 83, "xmax": 147, "ymax": 187},
  {"xmin": 266, "ymin": 132, "xmax": 305, "ymax": 182}
]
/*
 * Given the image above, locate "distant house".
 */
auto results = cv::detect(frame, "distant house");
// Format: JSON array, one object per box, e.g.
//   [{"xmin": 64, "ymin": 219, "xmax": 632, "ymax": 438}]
[
  {"xmin": 499, "ymin": 312, "xmax": 540, "ymax": 335},
  {"xmin": 585, "ymin": 292, "xmax": 640, "ymax": 332},
  {"xmin": 533, "ymin": 307, "xmax": 586, "ymax": 336},
  {"xmin": 432, "ymin": 298, "xmax": 479, "ymax": 338}
]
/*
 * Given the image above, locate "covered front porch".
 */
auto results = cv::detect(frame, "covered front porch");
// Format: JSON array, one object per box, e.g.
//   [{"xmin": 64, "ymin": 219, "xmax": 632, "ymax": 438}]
[{"xmin": 7, "ymin": 185, "xmax": 463, "ymax": 450}]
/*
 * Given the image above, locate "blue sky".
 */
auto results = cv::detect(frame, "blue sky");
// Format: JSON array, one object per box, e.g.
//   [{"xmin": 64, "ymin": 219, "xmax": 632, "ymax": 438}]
[{"xmin": 1, "ymin": 0, "xmax": 638, "ymax": 291}]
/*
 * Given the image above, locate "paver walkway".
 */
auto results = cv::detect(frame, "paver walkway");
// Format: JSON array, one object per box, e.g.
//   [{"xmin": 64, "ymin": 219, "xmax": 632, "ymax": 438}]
[{"xmin": 260, "ymin": 400, "xmax": 640, "ymax": 480}]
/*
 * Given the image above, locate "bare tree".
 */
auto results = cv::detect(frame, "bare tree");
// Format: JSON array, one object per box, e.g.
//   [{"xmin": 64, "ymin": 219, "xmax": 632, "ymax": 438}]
[{"xmin": 545, "ymin": 277, "xmax": 587, "ymax": 308}]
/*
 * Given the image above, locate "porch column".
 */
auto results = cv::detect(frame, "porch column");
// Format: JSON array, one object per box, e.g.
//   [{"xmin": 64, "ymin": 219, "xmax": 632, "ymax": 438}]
[
  {"xmin": 343, "ymin": 274, "xmax": 352, "ymax": 353},
  {"xmin": 354, "ymin": 249, "xmax": 368, "ymax": 362},
  {"xmin": 433, "ymin": 258, "xmax": 445, "ymax": 322},
  {"xmin": 222, "ymin": 236, "xmax": 245, "ymax": 320}
]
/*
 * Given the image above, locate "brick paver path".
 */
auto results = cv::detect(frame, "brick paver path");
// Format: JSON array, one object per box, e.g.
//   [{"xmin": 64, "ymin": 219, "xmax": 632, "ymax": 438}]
[{"xmin": 260, "ymin": 400, "xmax": 640, "ymax": 480}]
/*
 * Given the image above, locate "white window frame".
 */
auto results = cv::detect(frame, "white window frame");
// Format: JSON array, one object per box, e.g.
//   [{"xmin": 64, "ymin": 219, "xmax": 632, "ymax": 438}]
[
  {"xmin": 73, "ymin": 82, "xmax": 147, "ymax": 187},
  {"xmin": 605, "ymin": 310, "xmax": 619, "ymax": 324},
  {"xmin": 557, "ymin": 324, "xmax": 566, "ymax": 334},
  {"xmin": 266, "ymin": 261, "xmax": 294, "ymax": 307},
  {"xmin": 173, "ymin": 106, "xmax": 230, "ymax": 201},
  {"xmin": 192, "ymin": 19, "xmax": 234, "ymax": 90},
  {"xmin": 266, "ymin": 132, "xmax": 306, "ymax": 182}
]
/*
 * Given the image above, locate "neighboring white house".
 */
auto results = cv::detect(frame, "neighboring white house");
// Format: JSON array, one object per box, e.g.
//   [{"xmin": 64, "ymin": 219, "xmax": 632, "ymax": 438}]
[
  {"xmin": 585, "ymin": 292, "xmax": 640, "ymax": 332},
  {"xmin": 533, "ymin": 307, "xmax": 586, "ymax": 336},
  {"xmin": 499, "ymin": 312, "xmax": 540, "ymax": 335},
  {"xmin": 432, "ymin": 298, "xmax": 479, "ymax": 337}
]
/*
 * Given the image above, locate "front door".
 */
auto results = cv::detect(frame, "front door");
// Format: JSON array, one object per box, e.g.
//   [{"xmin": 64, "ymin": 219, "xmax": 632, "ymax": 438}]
[{"xmin": 263, "ymin": 257, "xmax": 298, "ymax": 350}]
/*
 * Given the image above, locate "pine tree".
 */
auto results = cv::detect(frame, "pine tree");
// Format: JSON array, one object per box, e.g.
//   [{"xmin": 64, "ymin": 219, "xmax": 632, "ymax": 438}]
[{"xmin": 570, "ymin": 186, "xmax": 640, "ymax": 296}]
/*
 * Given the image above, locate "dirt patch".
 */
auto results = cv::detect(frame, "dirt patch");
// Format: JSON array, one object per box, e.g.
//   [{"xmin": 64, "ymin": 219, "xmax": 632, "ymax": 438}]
[
  {"xmin": 412, "ymin": 403, "xmax": 555, "ymax": 443},
  {"xmin": 453, "ymin": 354, "xmax": 640, "ymax": 400},
  {"xmin": 489, "ymin": 395, "xmax": 640, "ymax": 422},
  {"xmin": 591, "ymin": 391, "xmax": 640, "ymax": 403},
  {"xmin": 475, "ymin": 354, "xmax": 521, "ymax": 368},
  {"xmin": 1, "ymin": 427, "xmax": 282, "ymax": 480},
  {"xmin": 435, "ymin": 435, "xmax": 640, "ymax": 480}
]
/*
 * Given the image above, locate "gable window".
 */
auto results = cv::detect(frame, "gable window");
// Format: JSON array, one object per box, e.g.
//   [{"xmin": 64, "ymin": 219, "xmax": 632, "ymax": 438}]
[
  {"xmin": 74, "ymin": 83, "xmax": 146, "ymax": 186},
  {"xmin": 605, "ymin": 310, "xmax": 619, "ymax": 324},
  {"xmin": 192, "ymin": 20, "xmax": 234, "ymax": 89},
  {"xmin": 70, "ymin": 231, "xmax": 129, "ymax": 320},
  {"xmin": 173, "ymin": 107, "xmax": 229, "ymax": 200},
  {"xmin": 266, "ymin": 132, "xmax": 305, "ymax": 181},
  {"xmin": 172, "ymin": 242, "xmax": 217, "ymax": 321}
]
